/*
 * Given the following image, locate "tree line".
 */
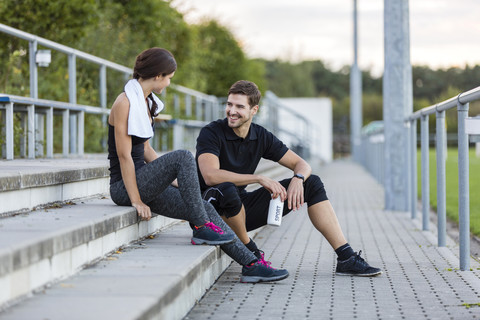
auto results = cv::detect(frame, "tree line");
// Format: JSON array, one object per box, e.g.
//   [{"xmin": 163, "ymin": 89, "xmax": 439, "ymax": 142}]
[{"xmin": 1, "ymin": 0, "xmax": 479, "ymax": 153}]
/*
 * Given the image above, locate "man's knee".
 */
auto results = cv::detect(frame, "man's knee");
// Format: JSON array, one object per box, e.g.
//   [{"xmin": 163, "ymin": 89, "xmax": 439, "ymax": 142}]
[
  {"xmin": 203, "ymin": 182, "xmax": 242, "ymax": 218},
  {"xmin": 304, "ymin": 174, "xmax": 328, "ymax": 204}
]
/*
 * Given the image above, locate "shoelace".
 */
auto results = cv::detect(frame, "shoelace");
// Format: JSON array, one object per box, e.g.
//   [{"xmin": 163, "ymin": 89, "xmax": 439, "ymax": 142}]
[
  {"xmin": 353, "ymin": 250, "xmax": 368, "ymax": 268},
  {"xmin": 203, "ymin": 222, "xmax": 224, "ymax": 234},
  {"xmin": 256, "ymin": 250, "xmax": 275, "ymax": 269}
]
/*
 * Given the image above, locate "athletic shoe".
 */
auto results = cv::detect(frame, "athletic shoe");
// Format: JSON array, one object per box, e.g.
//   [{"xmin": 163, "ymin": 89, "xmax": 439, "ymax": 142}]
[
  {"xmin": 191, "ymin": 222, "xmax": 235, "ymax": 245},
  {"xmin": 336, "ymin": 250, "xmax": 382, "ymax": 277},
  {"xmin": 241, "ymin": 261, "xmax": 289, "ymax": 283},
  {"xmin": 253, "ymin": 249, "xmax": 272, "ymax": 267}
]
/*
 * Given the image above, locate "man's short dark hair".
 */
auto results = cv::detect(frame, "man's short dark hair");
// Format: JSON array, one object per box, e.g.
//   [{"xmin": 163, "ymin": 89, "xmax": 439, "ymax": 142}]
[{"xmin": 228, "ymin": 80, "xmax": 261, "ymax": 108}]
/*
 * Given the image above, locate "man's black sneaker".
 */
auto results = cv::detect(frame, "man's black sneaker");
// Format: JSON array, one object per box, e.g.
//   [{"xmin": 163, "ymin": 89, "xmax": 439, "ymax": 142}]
[
  {"xmin": 241, "ymin": 260, "xmax": 289, "ymax": 283},
  {"xmin": 191, "ymin": 222, "xmax": 235, "ymax": 245},
  {"xmin": 336, "ymin": 250, "xmax": 382, "ymax": 277}
]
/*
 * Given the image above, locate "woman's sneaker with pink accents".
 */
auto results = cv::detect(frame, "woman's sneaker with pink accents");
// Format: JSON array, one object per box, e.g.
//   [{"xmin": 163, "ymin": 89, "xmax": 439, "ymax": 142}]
[
  {"xmin": 253, "ymin": 249, "xmax": 272, "ymax": 267},
  {"xmin": 241, "ymin": 260, "xmax": 289, "ymax": 283},
  {"xmin": 191, "ymin": 222, "xmax": 235, "ymax": 245}
]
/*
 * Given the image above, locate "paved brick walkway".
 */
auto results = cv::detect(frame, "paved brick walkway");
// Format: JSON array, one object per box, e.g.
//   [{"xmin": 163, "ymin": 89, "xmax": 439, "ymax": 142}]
[{"xmin": 185, "ymin": 160, "xmax": 480, "ymax": 320}]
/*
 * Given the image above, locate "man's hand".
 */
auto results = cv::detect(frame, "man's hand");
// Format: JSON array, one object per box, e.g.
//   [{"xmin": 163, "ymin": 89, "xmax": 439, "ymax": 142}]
[
  {"xmin": 259, "ymin": 176, "xmax": 287, "ymax": 201},
  {"xmin": 287, "ymin": 178, "xmax": 304, "ymax": 211},
  {"xmin": 132, "ymin": 201, "xmax": 152, "ymax": 221}
]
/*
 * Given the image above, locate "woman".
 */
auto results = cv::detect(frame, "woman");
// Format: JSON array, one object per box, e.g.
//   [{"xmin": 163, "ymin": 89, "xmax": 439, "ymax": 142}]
[{"xmin": 108, "ymin": 47, "xmax": 288, "ymax": 283}]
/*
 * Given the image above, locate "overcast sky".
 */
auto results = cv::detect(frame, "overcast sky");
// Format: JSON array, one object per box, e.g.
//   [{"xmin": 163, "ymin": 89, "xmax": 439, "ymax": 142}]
[{"xmin": 173, "ymin": 0, "xmax": 480, "ymax": 76}]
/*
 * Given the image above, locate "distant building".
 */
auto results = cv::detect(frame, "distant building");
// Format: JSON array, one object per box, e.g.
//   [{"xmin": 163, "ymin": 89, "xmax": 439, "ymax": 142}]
[{"xmin": 279, "ymin": 98, "xmax": 332, "ymax": 163}]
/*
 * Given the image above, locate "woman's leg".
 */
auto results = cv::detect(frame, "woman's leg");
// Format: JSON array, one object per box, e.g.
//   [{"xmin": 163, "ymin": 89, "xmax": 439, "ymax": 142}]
[
  {"xmin": 147, "ymin": 186, "xmax": 257, "ymax": 266},
  {"xmin": 111, "ymin": 150, "xmax": 209, "ymax": 226}
]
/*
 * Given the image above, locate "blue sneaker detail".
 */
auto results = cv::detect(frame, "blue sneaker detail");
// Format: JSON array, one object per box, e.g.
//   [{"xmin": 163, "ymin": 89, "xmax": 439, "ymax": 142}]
[
  {"xmin": 241, "ymin": 260, "xmax": 289, "ymax": 283},
  {"xmin": 191, "ymin": 222, "xmax": 235, "ymax": 245}
]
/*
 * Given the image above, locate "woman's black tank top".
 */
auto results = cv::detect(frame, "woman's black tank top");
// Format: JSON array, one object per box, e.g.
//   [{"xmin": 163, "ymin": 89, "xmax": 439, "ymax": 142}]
[{"xmin": 107, "ymin": 123, "xmax": 151, "ymax": 185}]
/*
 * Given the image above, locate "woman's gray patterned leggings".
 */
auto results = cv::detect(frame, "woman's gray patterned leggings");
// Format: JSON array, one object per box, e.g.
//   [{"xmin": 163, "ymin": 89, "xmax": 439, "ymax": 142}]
[{"xmin": 109, "ymin": 150, "xmax": 256, "ymax": 266}]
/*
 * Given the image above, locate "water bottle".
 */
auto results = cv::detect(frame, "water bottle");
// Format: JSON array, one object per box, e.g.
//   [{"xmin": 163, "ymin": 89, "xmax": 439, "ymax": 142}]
[{"xmin": 267, "ymin": 196, "xmax": 284, "ymax": 226}]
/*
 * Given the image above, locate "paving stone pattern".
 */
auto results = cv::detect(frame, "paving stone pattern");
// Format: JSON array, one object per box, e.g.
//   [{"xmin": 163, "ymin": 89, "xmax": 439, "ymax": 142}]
[{"xmin": 185, "ymin": 160, "xmax": 480, "ymax": 320}]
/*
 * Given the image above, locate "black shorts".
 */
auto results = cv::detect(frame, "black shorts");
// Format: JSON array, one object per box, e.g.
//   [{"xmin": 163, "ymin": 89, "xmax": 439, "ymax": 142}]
[{"xmin": 202, "ymin": 174, "xmax": 328, "ymax": 232}]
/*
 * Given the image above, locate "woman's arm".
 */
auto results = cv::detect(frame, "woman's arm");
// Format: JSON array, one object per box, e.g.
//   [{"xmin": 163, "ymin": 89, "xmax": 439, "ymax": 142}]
[
  {"xmin": 111, "ymin": 94, "xmax": 152, "ymax": 220},
  {"xmin": 143, "ymin": 141, "xmax": 158, "ymax": 163}
]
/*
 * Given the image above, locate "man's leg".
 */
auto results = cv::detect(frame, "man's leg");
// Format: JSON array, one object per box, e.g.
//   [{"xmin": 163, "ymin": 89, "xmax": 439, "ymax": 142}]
[
  {"xmin": 221, "ymin": 205, "xmax": 250, "ymax": 244},
  {"xmin": 243, "ymin": 175, "xmax": 381, "ymax": 276},
  {"xmin": 307, "ymin": 200, "xmax": 347, "ymax": 250},
  {"xmin": 303, "ymin": 175, "xmax": 382, "ymax": 276},
  {"xmin": 203, "ymin": 183, "xmax": 260, "ymax": 251}
]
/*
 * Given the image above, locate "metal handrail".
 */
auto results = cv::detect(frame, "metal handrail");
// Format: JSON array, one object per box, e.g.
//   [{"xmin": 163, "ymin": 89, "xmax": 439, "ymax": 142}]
[
  {"xmin": 0, "ymin": 23, "xmax": 131, "ymax": 74},
  {"xmin": 408, "ymin": 86, "xmax": 480, "ymax": 120},
  {"xmin": 1, "ymin": 23, "xmax": 316, "ymax": 161},
  {"xmin": 0, "ymin": 23, "xmax": 226, "ymax": 159},
  {"xmin": 0, "ymin": 94, "xmax": 109, "ymax": 114},
  {"xmin": 404, "ymin": 84, "xmax": 480, "ymax": 271},
  {"xmin": 361, "ymin": 84, "xmax": 480, "ymax": 271}
]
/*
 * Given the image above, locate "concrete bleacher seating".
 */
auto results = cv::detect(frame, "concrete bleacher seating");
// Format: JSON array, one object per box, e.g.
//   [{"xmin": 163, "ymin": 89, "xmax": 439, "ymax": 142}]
[{"xmin": 0, "ymin": 155, "xmax": 285, "ymax": 319}]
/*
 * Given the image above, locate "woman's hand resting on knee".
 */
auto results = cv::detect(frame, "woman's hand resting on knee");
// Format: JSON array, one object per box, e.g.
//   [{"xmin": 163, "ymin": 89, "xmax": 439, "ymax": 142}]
[{"xmin": 132, "ymin": 201, "xmax": 152, "ymax": 221}]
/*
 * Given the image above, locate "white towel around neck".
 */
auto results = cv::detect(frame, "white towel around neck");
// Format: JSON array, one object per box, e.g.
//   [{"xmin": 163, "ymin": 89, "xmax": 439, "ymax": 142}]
[{"xmin": 124, "ymin": 79, "xmax": 164, "ymax": 138}]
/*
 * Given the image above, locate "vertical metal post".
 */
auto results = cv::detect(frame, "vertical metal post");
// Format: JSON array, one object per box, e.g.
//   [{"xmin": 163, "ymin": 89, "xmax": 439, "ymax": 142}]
[
  {"xmin": 29, "ymin": 40, "xmax": 38, "ymax": 99},
  {"xmin": 162, "ymin": 130, "xmax": 168, "ymax": 152},
  {"xmin": 62, "ymin": 109, "xmax": 70, "ymax": 156},
  {"xmin": 206, "ymin": 101, "xmax": 213, "ymax": 121},
  {"xmin": 30, "ymin": 40, "xmax": 43, "ymax": 157},
  {"xmin": 195, "ymin": 97, "xmax": 202, "ymax": 121},
  {"xmin": 174, "ymin": 94, "xmax": 180, "ymax": 116},
  {"xmin": 19, "ymin": 114, "xmax": 27, "ymax": 158},
  {"xmin": 99, "ymin": 65, "xmax": 107, "ymax": 109},
  {"xmin": 383, "ymin": 0, "xmax": 413, "ymax": 211},
  {"xmin": 405, "ymin": 121, "xmax": 412, "ymax": 213},
  {"xmin": 46, "ymin": 107, "xmax": 53, "ymax": 158},
  {"xmin": 173, "ymin": 121, "xmax": 183, "ymax": 150},
  {"xmin": 350, "ymin": 0, "xmax": 362, "ymax": 162},
  {"xmin": 70, "ymin": 115, "xmax": 77, "ymax": 154},
  {"xmin": 1, "ymin": 109, "xmax": 4, "ymax": 158},
  {"xmin": 420, "ymin": 114, "xmax": 429, "ymax": 231},
  {"xmin": 100, "ymin": 64, "xmax": 107, "ymax": 150},
  {"xmin": 78, "ymin": 111, "xmax": 84, "ymax": 155},
  {"xmin": 35, "ymin": 114, "xmax": 44, "ymax": 157},
  {"xmin": 5, "ymin": 102, "xmax": 14, "ymax": 160},
  {"xmin": 436, "ymin": 110, "xmax": 447, "ymax": 246},
  {"xmin": 410, "ymin": 119, "xmax": 417, "ymax": 219},
  {"xmin": 27, "ymin": 105, "xmax": 35, "ymax": 159},
  {"xmin": 457, "ymin": 101, "xmax": 470, "ymax": 270},
  {"xmin": 68, "ymin": 54, "xmax": 76, "ymax": 154},
  {"xmin": 185, "ymin": 94, "xmax": 192, "ymax": 118}
]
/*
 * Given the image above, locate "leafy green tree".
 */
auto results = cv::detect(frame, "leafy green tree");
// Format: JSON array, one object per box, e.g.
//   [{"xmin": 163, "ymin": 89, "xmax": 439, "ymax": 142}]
[
  {"xmin": 0, "ymin": 0, "xmax": 98, "ymax": 98},
  {"xmin": 191, "ymin": 20, "xmax": 249, "ymax": 97}
]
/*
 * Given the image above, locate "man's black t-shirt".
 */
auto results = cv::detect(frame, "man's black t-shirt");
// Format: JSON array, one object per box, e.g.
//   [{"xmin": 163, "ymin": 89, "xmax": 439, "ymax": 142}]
[{"xmin": 195, "ymin": 118, "xmax": 289, "ymax": 191}]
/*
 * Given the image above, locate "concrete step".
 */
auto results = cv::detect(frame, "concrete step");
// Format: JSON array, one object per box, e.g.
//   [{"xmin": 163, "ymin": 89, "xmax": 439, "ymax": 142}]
[
  {"xmin": 0, "ymin": 221, "xmax": 234, "ymax": 320},
  {"xmin": 0, "ymin": 158, "xmax": 109, "ymax": 215},
  {"xmin": 0, "ymin": 156, "xmax": 289, "ymax": 319},
  {"xmin": 0, "ymin": 195, "xmax": 179, "ymax": 309},
  {"xmin": 0, "ymin": 156, "xmax": 280, "ymax": 216}
]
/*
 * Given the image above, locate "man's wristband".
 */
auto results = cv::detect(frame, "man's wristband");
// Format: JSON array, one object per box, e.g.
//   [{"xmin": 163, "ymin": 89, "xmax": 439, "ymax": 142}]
[{"xmin": 293, "ymin": 173, "xmax": 304, "ymax": 182}]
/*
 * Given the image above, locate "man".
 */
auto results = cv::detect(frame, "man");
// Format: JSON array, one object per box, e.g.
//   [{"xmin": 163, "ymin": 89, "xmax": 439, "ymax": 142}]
[{"xmin": 196, "ymin": 80, "xmax": 382, "ymax": 277}]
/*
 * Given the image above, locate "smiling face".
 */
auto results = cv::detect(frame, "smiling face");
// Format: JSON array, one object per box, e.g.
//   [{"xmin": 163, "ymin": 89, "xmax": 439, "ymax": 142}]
[{"xmin": 226, "ymin": 93, "xmax": 258, "ymax": 138}]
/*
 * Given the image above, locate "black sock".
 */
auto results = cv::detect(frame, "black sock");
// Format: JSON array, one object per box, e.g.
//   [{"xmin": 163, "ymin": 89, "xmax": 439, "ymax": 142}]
[
  {"xmin": 335, "ymin": 243, "xmax": 355, "ymax": 261},
  {"xmin": 245, "ymin": 238, "xmax": 258, "ymax": 252}
]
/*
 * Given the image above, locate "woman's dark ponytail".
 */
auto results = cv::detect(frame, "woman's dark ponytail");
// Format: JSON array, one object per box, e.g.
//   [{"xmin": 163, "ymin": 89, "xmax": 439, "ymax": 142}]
[{"xmin": 147, "ymin": 93, "xmax": 159, "ymax": 118}]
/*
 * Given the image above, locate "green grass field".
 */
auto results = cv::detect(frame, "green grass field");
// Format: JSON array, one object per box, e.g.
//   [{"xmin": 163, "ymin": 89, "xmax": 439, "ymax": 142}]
[{"xmin": 417, "ymin": 148, "xmax": 480, "ymax": 236}]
